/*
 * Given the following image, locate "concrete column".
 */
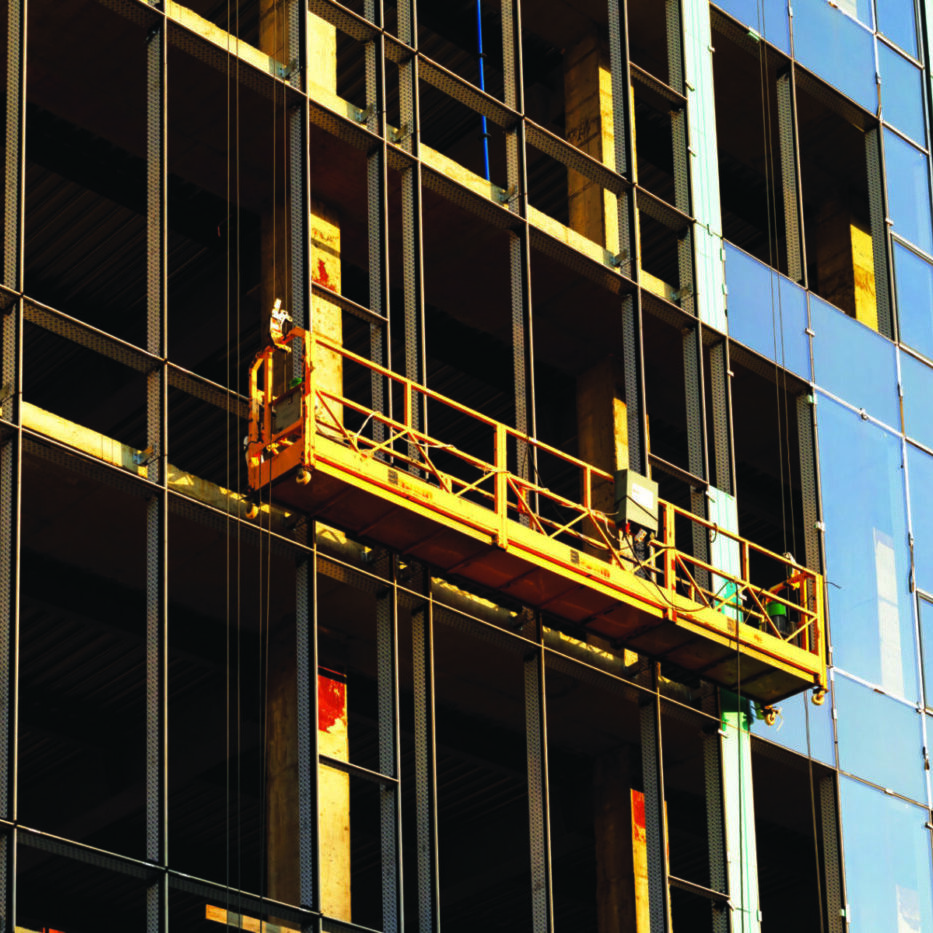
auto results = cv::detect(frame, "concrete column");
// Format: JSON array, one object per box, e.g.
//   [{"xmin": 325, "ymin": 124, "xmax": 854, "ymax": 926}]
[
  {"xmin": 576, "ymin": 356, "xmax": 628, "ymax": 514},
  {"xmin": 811, "ymin": 203, "xmax": 877, "ymax": 330},
  {"xmin": 318, "ymin": 674, "xmax": 352, "ymax": 920},
  {"xmin": 594, "ymin": 751, "xmax": 650, "ymax": 933},
  {"xmin": 564, "ymin": 34, "xmax": 619, "ymax": 255},
  {"xmin": 257, "ymin": 2, "xmax": 349, "ymax": 917}
]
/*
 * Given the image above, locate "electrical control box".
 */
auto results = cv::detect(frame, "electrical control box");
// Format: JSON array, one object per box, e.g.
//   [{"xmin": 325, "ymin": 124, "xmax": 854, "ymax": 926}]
[{"xmin": 614, "ymin": 469, "xmax": 659, "ymax": 534}]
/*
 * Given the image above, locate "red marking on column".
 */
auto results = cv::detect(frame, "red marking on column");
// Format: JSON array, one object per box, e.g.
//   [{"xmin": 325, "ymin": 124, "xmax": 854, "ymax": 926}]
[
  {"xmin": 313, "ymin": 258, "xmax": 333, "ymax": 290},
  {"xmin": 632, "ymin": 789, "xmax": 646, "ymax": 843},
  {"xmin": 318, "ymin": 674, "xmax": 347, "ymax": 732}
]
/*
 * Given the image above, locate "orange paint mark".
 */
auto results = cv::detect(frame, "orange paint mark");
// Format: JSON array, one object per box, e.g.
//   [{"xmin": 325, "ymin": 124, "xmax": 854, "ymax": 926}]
[
  {"xmin": 313, "ymin": 258, "xmax": 334, "ymax": 290},
  {"xmin": 318, "ymin": 674, "xmax": 347, "ymax": 732}
]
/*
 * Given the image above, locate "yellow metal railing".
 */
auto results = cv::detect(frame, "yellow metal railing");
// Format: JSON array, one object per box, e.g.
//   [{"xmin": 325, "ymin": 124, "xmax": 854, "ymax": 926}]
[{"xmin": 248, "ymin": 327, "xmax": 824, "ymax": 666}]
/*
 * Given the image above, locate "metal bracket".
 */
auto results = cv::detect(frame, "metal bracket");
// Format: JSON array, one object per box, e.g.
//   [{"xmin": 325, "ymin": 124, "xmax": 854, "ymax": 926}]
[
  {"xmin": 133, "ymin": 445, "xmax": 156, "ymax": 466},
  {"xmin": 391, "ymin": 122, "xmax": 413, "ymax": 144},
  {"xmin": 277, "ymin": 58, "xmax": 301, "ymax": 81}
]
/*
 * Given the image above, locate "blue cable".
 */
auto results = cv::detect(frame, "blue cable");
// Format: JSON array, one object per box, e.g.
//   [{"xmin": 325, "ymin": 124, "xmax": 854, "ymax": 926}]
[{"xmin": 475, "ymin": 0, "xmax": 491, "ymax": 180}]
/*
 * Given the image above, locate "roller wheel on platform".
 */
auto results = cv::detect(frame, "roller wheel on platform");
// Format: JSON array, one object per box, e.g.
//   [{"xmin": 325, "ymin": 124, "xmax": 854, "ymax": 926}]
[
  {"xmin": 762, "ymin": 706, "xmax": 778, "ymax": 727},
  {"xmin": 812, "ymin": 687, "xmax": 828, "ymax": 706},
  {"xmin": 296, "ymin": 468, "xmax": 312, "ymax": 486}
]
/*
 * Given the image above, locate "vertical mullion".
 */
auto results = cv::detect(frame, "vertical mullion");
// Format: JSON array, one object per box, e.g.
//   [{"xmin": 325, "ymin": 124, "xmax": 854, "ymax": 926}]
[
  {"xmin": 398, "ymin": 0, "xmax": 426, "ymax": 434},
  {"xmin": 819, "ymin": 773, "xmax": 845, "ymax": 933},
  {"xmin": 796, "ymin": 393, "xmax": 821, "ymax": 574},
  {"xmin": 4, "ymin": 0, "xmax": 25, "ymax": 291},
  {"xmin": 776, "ymin": 71, "xmax": 804, "ymax": 284},
  {"xmin": 412, "ymin": 590, "xmax": 440, "ymax": 932},
  {"xmin": 609, "ymin": 0, "xmax": 648, "ymax": 476},
  {"xmin": 703, "ymin": 729, "xmax": 728, "ymax": 933},
  {"xmin": 708, "ymin": 341, "xmax": 732, "ymax": 495},
  {"xmin": 288, "ymin": 0, "xmax": 307, "ymax": 384},
  {"xmin": 296, "ymin": 524, "xmax": 319, "ymax": 911},
  {"xmin": 145, "ymin": 15, "xmax": 168, "ymax": 933},
  {"xmin": 640, "ymin": 689, "xmax": 669, "ymax": 933},
  {"xmin": 0, "ymin": 0, "xmax": 21, "ymax": 887},
  {"xmin": 365, "ymin": 2, "xmax": 391, "ymax": 435},
  {"xmin": 523, "ymin": 628, "xmax": 553, "ymax": 933},
  {"xmin": 376, "ymin": 554, "xmax": 402, "ymax": 933},
  {"xmin": 867, "ymin": 126, "xmax": 895, "ymax": 339}
]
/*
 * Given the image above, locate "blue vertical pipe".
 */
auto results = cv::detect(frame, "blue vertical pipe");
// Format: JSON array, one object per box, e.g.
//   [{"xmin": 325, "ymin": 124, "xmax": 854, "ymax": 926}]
[{"xmin": 476, "ymin": 0, "xmax": 491, "ymax": 180}]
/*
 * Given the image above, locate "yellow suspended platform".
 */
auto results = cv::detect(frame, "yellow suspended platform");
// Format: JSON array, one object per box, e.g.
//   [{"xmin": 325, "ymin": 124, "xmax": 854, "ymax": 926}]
[{"xmin": 247, "ymin": 326, "xmax": 827, "ymax": 706}]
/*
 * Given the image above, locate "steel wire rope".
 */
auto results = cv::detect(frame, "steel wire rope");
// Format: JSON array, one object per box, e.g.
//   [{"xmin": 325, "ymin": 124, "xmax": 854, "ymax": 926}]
[
  {"xmin": 234, "ymin": 0, "xmax": 244, "ymax": 904},
  {"xmin": 224, "ymin": 0, "xmax": 234, "ymax": 917},
  {"xmin": 753, "ymin": 9, "xmax": 825, "ymax": 931}
]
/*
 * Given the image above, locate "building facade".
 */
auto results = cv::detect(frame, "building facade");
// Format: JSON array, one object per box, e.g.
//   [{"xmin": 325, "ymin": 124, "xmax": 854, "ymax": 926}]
[{"xmin": 0, "ymin": 0, "xmax": 930, "ymax": 929}]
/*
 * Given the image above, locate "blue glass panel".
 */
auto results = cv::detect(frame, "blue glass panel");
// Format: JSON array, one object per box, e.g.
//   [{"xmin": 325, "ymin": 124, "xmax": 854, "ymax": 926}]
[
  {"xmin": 811, "ymin": 295, "xmax": 899, "ymax": 428},
  {"xmin": 835, "ymin": 673, "xmax": 925, "ymax": 800},
  {"xmin": 907, "ymin": 445, "xmax": 933, "ymax": 595},
  {"xmin": 839, "ymin": 778, "xmax": 933, "ymax": 932},
  {"xmin": 712, "ymin": 0, "xmax": 790, "ymax": 53},
  {"xmin": 885, "ymin": 129, "xmax": 933, "ymax": 255},
  {"xmin": 895, "ymin": 242, "xmax": 933, "ymax": 360},
  {"xmin": 724, "ymin": 243, "xmax": 810, "ymax": 378},
  {"xmin": 901, "ymin": 352, "xmax": 933, "ymax": 450},
  {"xmin": 793, "ymin": 0, "xmax": 875, "ymax": 110},
  {"xmin": 817, "ymin": 395, "xmax": 918, "ymax": 700},
  {"xmin": 750, "ymin": 689, "xmax": 834, "ymax": 763},
  {"xmin": 879, "ymin": 43, "xmax": 925, "ymax": 144},
  {"xmin": 877, "ymin": 0, "xmax": 919, "ymax": 55}
]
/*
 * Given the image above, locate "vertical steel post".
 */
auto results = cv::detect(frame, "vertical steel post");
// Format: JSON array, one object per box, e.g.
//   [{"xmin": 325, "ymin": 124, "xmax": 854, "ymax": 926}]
[
  {"xmin": 608, "ymin": 0, "xmax": 649, "ymax": 477},
  {"xmin": 398, "ymin": 0, "xmax": 427, "ymax": 462},
  {"xmin": 0, "ymin": 1, "xmax": 20, "ymax": 900},
  {"xmin": 819, "ymin": 773, "xmax": 845, "ymax": 933},
  {"xmin": 288, "ymin": 0, "xmax": 309, "ymax": 385},
  {"xmin": 145, "ymin": 12, "xmax": 168, "ymax": 931},
  {"xmin": 797, "ymin": 393, "xmax": 821, "ymax": 575},
  {"xmin": 412, "ymin": 588, "xmax": 440, "ymax": 932},
  {"xmin": 365, "ymin": 0, "xmax": 391, "ymax": 439},
  {"xmin": 866, "ymin": 128, "xmax": 894, "ymax": 339},
  {"xmin": 522, "ymin": 618, "xmax": 553, "ymax": 933},
  {"xmin": 376, "ymin": 554, "xmax": 402, "ymax": 933},
  {"xmin": 708, "ymin": 341, "xmax": 732, "ymax": 496},
  {"xmin": 501, "ymin": 0, "xmax": 536, "ymax": 471},
  {"xmin": 3, "ymin": 0, "xmax": 24, "ymax": 291},
  {"xmin": 296, "ymin": 523, "xmax": 319, "ymax": 910},
  {"xmin": 776, "ymin": 72, "xmax": 804, "ymax": 284},
  {"xmin": 640, "ymin": 692, "xmax": 669, "ymax": 933},
  {"xmin": 703, "ymin": 728, "xmax": 728, "ymax": 933},
  {"xmin": 683, "ymin": 323, "xmax": 710, "ymax": 578}
]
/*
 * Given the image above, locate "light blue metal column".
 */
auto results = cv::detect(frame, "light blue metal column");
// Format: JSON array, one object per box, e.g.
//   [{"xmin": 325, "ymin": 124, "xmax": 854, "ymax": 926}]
[{"xmin": 681, "ymin": 0, "xmax": 727, "ymax": 333}]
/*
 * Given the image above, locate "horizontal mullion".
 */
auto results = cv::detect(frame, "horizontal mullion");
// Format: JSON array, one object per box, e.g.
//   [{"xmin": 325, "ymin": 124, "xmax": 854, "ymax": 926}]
[
  {"xmin": 418, "ymin": 54, "xmax": 517, "ymax": 128},
  {"xmin": 668, "ymin": 874, "xmax": 729, "ymax": 904},
  {"xmin": 630, "ymin": 63, "xmax": 687, "ymax": 107},
  {"xmin": 167, "ymin": 364, "xmax": 249, "ymax": 419},
  {"xmin": 319, "ymin": 754, "xmax": 398, "ymax": 786},
  {"xmin": 23, "ymin": 298, "xmax": 160, "ymax": 373},
  {"xmin": 311, "ymin": 280, "xmax": 388, "ymax": 327},
  {"xmin": 635, "ymin": 186, "xmax": 693, "ymax": 233},
  {"xmin": 308, "ymin": 0, "xmax": 379, "ymax": 43},
  {"xmin": 525, "ymin": 119, "xmax": 629, "ymax": 196}
]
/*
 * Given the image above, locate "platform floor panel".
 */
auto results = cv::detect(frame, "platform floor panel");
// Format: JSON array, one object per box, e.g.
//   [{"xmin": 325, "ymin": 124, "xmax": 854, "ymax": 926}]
[{"xmin": 266, "ymin": 437, "xmax": 823, "ymax": 705}]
